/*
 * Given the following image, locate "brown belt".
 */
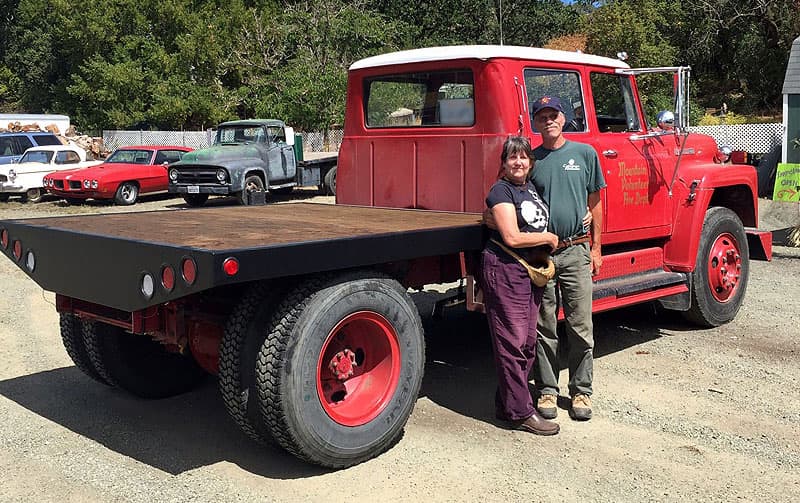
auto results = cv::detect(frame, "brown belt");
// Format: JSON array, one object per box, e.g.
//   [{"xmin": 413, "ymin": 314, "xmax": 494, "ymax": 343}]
[{"xmin": 556, "ymin": 234, "xmax": 591, "ymax": 250}]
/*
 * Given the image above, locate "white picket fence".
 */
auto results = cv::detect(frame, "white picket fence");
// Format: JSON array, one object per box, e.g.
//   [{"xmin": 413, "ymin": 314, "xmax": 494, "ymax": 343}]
[
  {"xmin": 102, "ymin": 124, "xmax": 781, "ymax": 155},
  {"xmin": 687, "ymin": 123, "xmax": 783, "ymax": 154}
]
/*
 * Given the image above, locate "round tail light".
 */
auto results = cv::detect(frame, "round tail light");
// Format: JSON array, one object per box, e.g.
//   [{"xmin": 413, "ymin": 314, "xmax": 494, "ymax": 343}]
[
  {"xmin": 161, "ymin": 265, "xmax": 175, "ymax": 291},
  {"xmin": 12, "ymin": 240, "xmax": 22, "ymax": 260},
  {"xmin": 1, "ymin": 229, "xmax": 8, "ymax": 249},
  {"xmin": 223, "ymin": 257, "xmax": 239, "ymax": 276},
  {"xmin": 181, "ymin": 257, "xmax": 197, "ymax": 285}
]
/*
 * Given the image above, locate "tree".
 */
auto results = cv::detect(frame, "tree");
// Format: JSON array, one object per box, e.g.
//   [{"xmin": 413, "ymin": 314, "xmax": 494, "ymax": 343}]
[
  {"xmin": 231, "ymin": 0, "xmax": 406, "ymax": 134},
  {"xmin": 680, "ymin": 0, "xmax": 800, "ymax": 112}
]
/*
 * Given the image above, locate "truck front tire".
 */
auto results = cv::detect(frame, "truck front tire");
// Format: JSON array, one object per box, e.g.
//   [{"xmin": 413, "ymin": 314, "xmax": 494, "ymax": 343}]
[
  {"xmin": 82, "ymin": 320, "xmax": 207, "ymax": 398},
  {"xmin": 684, "ymin": 207, "xmax": 750, "ymax": 327},
  {"xmin": 256, "ymin": 271, "xmax": 424, "ymax": 468},
  {"xmin": 238, "ymin": 175, "xmax": 265, "ymax": 205}
]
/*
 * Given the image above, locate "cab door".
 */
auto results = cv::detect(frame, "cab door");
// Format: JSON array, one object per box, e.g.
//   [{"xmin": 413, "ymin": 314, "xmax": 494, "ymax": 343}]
[
  {"xmin": 584, "ymin": 71, "xmax": 672, "ymax": 237},
  {"xmin": 266, "ymin": 125, "xmax": 296, "ymax": 184}
]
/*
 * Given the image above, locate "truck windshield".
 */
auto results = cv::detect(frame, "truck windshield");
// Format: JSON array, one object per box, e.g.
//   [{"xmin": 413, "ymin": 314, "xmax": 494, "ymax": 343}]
[
  {"xmin": 19, "ymin": 150, "xmax": 53, "ymax": 164},
  {"xmin": 216, "ymin": 126, "xmax": 266, "ymax": 145}
]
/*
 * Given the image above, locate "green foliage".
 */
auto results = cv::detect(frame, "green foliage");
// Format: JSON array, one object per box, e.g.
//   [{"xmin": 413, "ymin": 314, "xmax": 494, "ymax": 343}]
[
  {"xmin": 697, "ymin": 112, "xmax": 748, "ymax": 126},
  {"xmin": 0, "ymin": 0, "xmax": 797, "ymax": 131}
]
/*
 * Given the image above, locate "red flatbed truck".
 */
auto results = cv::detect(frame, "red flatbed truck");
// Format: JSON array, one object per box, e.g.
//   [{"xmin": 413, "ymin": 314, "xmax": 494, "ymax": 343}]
[{"xmin": 0, "ymin": 45, "xmax": 772, "ymax": 468}]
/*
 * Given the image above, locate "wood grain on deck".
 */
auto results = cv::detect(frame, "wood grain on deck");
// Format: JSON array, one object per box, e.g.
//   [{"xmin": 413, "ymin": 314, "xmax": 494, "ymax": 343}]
[{"xmin": 11, "ymin": 203, "xmax": 482, "ymax": 251}]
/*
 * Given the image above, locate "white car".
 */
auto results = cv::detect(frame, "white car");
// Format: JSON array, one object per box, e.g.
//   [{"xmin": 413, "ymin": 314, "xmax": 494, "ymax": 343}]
[{"xmin": 0, "ymin": 145, "xmax": 102, "ymax": 202}]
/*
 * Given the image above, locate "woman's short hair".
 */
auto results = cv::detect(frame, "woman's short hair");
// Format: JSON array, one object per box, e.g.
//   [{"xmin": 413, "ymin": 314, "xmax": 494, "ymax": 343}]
[{"xmin": 501, "ymin": 136, "xmax": 532, "ymax": 164}]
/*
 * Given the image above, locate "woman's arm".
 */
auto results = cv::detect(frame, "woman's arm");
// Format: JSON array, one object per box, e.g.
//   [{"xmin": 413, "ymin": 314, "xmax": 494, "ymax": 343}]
[{"xmin": 492, "ymin": 203, "xmax": 558, "ymax": 251}]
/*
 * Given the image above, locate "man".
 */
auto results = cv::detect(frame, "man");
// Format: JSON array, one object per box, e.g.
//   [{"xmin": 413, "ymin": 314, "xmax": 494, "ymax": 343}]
[{"xmin": 528, "ymin": 95, "xmax": 605, "ymax": 421}]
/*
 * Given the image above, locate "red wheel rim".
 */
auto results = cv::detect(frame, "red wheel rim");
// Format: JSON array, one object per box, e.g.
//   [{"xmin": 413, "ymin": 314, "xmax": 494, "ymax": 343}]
[
  {"xmin": 706, "ymin": 232, "xmax": 742, "ymax": 303},
  {"xmin": 316, "ymin": 311, "xmax": 401, "ymax": 427}
]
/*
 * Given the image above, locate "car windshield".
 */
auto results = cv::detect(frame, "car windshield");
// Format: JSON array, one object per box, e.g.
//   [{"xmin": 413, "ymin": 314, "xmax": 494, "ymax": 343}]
[
  {"xmin": 216, "ymin": 126, "xmax": 266, "ymax": 145},
  {"xmin": 106, "ymin": 149, "xmax": 153, "ymax": 164},
  {"xmin": 19, "ymin": 150, "xmax": 53, "ymax": 164}
]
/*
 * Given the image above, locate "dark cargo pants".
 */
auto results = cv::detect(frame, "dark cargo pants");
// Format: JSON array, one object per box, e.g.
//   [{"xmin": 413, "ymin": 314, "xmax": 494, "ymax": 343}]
[
  {"xmin": 480, "ymin": 249, "xmax": 544, "ymax": 421},
  {"xmin": 533, "ymin": 242, "xmax": 594, "ymax": 397}
]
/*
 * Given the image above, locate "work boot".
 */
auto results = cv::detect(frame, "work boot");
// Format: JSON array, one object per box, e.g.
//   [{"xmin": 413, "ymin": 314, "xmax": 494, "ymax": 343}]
[
  {"xmin": 512, "ymin": 412, "xmax": 559, "ymax": 436},
  {"xmin": 536, "ymin": 394, "xmax": 558, "ymax": 419},
  {"xmin": 570, "ymin": 394, "xmax": 592, "ymax": 421}
]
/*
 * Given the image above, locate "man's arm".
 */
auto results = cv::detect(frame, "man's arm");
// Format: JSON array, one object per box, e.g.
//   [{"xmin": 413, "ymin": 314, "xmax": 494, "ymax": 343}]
[{"xmin": 588, "ymin": 191, "xmax": 602, "ymax": 275}]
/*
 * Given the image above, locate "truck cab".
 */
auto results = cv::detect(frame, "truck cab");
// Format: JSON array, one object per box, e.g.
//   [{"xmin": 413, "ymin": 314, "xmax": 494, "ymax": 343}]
[{"xmin": 339, "ymin": 45, "xmax": 771, "ymax": 326}]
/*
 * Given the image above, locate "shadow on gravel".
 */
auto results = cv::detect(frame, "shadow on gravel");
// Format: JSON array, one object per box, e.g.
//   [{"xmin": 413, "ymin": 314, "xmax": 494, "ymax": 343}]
[
  {"xmin": 0, "ymin": 368, "xmax": 330, "ymax": 479},
  {"xmin": 415, "ymin": 290, "xmax": 693, "ymax": 426}
]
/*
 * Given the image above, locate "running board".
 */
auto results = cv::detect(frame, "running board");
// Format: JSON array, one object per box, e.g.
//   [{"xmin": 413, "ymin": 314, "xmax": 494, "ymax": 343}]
[{"xmin": 593, "ymin": 269, "xmax": 687, "ymax": 300}]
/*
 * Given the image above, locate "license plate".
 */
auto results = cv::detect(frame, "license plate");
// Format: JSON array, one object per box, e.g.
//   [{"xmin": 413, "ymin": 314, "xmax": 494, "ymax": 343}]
[{"xmin": 187, "ymin": 185, "xmax": 200, "ymax": 194}]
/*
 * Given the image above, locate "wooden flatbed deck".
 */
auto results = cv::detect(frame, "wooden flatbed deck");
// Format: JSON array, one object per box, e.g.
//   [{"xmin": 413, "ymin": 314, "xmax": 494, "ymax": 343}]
[{"xmin": 1, "ymin": 203, "xmax": 484, "ymax": 311}]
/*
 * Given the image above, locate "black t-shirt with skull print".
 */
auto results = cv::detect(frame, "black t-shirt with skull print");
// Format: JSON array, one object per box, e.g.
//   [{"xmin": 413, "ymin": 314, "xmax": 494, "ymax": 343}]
[{"xmin": 485, "ymin": 178, "xmax": 550, "ymax": 261}]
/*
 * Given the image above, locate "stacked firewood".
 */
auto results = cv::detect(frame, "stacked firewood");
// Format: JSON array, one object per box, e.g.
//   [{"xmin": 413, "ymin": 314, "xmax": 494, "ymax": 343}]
[{"xmin": 1, "ymin": 121, "xmax": 109, "ymax": 159}]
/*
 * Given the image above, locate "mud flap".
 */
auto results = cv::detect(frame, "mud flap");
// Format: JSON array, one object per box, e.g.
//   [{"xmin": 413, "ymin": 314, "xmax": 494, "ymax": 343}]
[{"xmin": 745, "ymin": 228, "xmax": 772, "ymax": 261}]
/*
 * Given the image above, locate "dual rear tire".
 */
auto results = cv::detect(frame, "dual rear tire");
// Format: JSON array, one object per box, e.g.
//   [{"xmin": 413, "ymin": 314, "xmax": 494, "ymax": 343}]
[
  {"xmin": 222, "ymin": 272, "xmax": 425, "ymax": 468},
  {"xmin": 58, "ymin": 270, "xmax": 426, "ymax": 468},
  {"xmin": 59, "ymin": 314, "xmax": 206, "ymax": 398}
]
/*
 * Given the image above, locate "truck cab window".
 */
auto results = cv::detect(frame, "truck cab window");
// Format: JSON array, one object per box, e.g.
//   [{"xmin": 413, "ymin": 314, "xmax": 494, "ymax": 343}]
[
  {"xmin": 267, "ymin": 126, "xmax": 286, "ymax": 144},
  {"xmin": 524, "ymin": 69, "xmax": 585, "ymax": 133},
  {"xmin": 365, "ymin": 70, "xmax": 474, "ymax": 128},
  {"xmin": 590, "ymin": 73, "xmax": 641, "ymax": 133}
]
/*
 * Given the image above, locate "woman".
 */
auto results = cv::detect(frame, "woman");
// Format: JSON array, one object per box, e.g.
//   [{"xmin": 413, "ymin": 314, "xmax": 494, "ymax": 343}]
[{"xmin": 480, "ymin": 135, "xmax": 560, "ymax": 436}]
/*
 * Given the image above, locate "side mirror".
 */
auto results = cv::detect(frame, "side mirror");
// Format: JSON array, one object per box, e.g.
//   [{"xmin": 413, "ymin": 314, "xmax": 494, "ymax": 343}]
[
  {"xmin": 285, "ymin": 127, "xmax": 295, "ymax": 146},
  {"xmin": 656, "ymin": 110, "xmax": 675, "ymax": 131}
]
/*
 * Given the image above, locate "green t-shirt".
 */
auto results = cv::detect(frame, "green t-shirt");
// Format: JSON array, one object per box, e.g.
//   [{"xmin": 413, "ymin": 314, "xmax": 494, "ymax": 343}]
[{"xmin": 531, "ymin": 140, "xmax": 606, "ymax": 239}]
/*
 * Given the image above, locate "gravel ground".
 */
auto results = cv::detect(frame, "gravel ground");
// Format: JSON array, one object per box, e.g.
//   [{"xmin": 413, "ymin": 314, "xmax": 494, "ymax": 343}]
[{"xmin": 0, "ymin": 193, "xmax": 798, "ymax": 502}]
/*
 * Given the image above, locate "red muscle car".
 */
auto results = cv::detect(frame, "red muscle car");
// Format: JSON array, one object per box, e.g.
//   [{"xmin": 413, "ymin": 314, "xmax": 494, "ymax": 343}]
[{"xmin": 43, "ymin": 145, "xmax": 193, "ymax": 205}]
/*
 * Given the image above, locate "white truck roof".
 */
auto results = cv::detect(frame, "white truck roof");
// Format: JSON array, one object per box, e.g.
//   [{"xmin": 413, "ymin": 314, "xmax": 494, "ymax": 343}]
[{"xmin": 350, "ymin": 45, "xmax": 631, "ymax": 71}]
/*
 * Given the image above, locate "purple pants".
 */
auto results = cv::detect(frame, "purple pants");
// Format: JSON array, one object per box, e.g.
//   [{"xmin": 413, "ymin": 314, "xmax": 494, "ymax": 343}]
[{"xmin": 480, "ymin": 249, "xmax": 543, "ymax": 421}]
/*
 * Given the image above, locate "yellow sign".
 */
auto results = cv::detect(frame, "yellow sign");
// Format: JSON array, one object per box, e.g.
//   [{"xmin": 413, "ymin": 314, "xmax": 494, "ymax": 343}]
[{"xmin": 773, "ymin": 163, "xmax": 800, "ymax": 202}]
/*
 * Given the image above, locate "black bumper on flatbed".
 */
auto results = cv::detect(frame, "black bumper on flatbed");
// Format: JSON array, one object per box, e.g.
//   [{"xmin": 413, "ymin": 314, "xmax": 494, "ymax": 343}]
[{"xmin": 0, "ymin": 203, "xmax": 483, "ymax": 312}]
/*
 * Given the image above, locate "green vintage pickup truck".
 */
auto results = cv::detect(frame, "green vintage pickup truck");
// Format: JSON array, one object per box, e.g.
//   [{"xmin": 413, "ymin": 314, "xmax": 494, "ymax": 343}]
[{"xmin": 167, "ymin": 119, "xmax": 338, "ymax": 206}]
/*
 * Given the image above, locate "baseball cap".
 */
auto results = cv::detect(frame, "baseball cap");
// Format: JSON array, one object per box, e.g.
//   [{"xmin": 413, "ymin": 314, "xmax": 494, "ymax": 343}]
[{"xmin": 531, "ymin": 96, "xmax": 565, "ymax": 117}]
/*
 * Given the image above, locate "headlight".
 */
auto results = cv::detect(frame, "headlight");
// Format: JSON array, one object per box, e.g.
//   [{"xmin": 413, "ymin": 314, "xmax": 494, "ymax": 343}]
[
  {"xmin": 83, "ymin": 180, "xmax": 90, "ymax": 189},
  {"xmin": 216, "ymin": 169, "xmax": 226, "ymax": 182},
  {"xmin": 91, "ymin": 180, "xmax": 98, "ymax": 189},
  {"xmin": 169, "ymin": 169, "xmax": 179, "ymax": 181}
]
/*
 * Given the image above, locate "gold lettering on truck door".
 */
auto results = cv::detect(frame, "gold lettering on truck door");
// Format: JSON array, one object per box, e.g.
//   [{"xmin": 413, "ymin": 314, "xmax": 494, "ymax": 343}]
[{"xmin": 618, "ymin": 161, "xmax": 650, "ymax": 206}]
